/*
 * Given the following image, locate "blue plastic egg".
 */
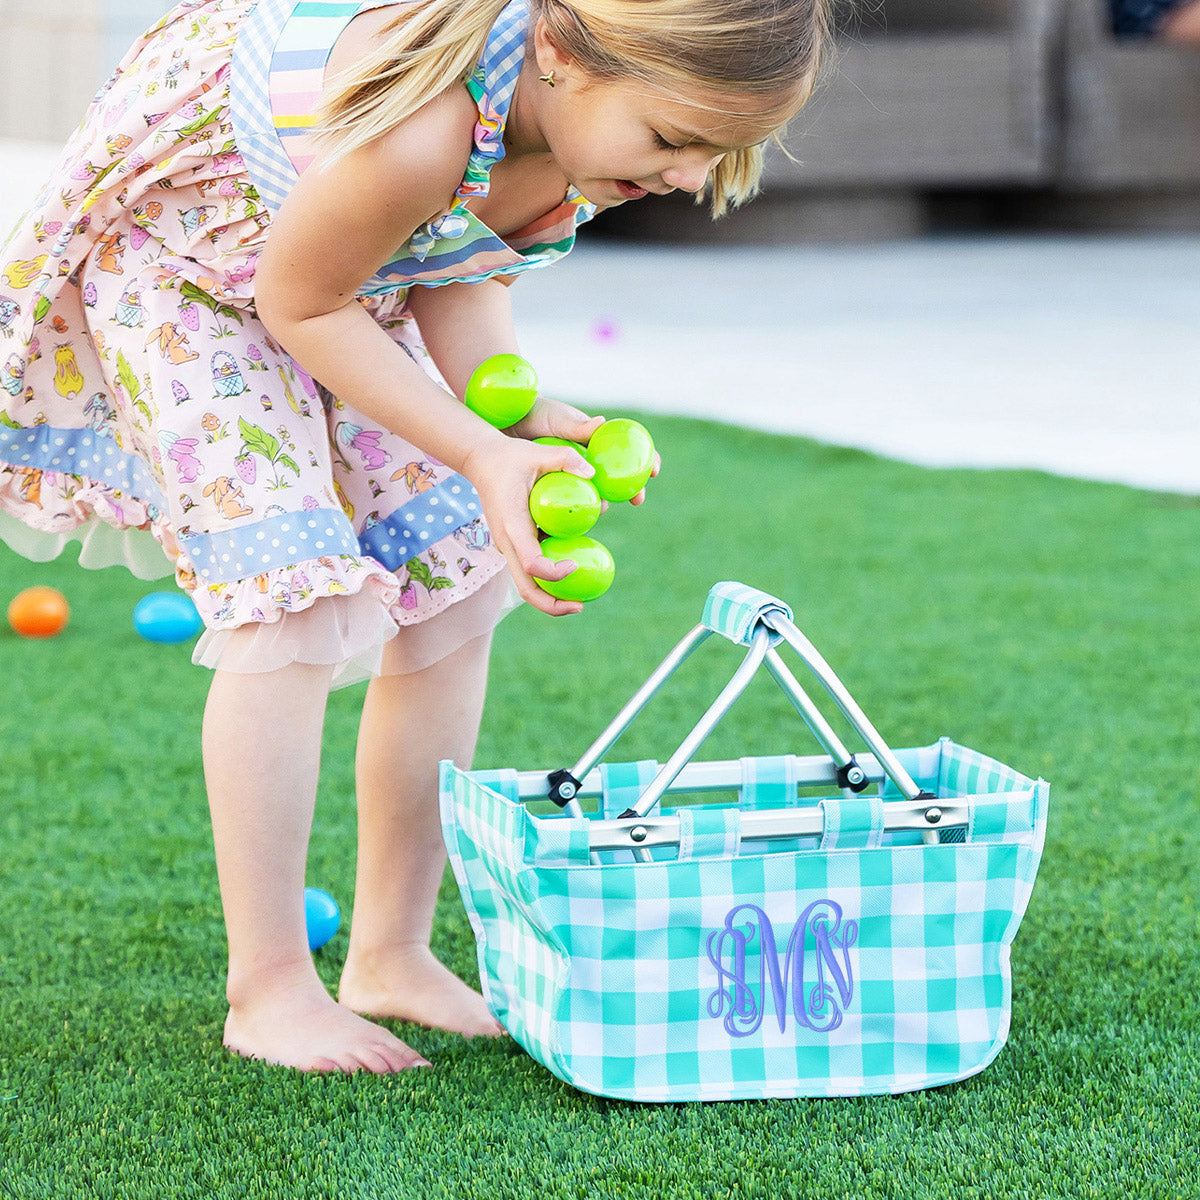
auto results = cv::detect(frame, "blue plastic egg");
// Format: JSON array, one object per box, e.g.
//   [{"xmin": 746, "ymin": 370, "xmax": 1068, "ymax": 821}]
[
  {"xmin": 304, "ymin": 887, "xmax": 341, "ymax": 952},
  {"xmin": 133, "ymin": 591, "xmax": 202, "ymax": 644}
]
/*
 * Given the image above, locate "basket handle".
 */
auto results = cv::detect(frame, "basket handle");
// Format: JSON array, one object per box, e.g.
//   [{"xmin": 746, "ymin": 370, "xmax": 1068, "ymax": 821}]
[
  {"xmin": 760, "ymin": 615, "xmax": 932, "ymax": 806},
  {"xmin": 552, "ymin": 582, "xmax": 931, "ymax": 820},
  {"xmin": 701, "ymin": 581, "xmax": 794, "ymax": 647}
]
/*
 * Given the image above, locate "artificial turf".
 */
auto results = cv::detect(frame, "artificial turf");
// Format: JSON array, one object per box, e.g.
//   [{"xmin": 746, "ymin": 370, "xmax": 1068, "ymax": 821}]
[{"xmin": 1, "ymin": 413, "xmax": 1197, "ymax": 1199}]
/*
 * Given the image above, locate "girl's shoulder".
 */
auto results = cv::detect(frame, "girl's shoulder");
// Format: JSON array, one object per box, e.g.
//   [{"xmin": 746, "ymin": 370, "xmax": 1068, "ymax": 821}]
[
  {"xmin": 370, "ymin": 83, "xmax": 478, "ymax": 202},
  {"xmin": 324, "ymin": 5, "xmax": 480, "ymax": 182}
]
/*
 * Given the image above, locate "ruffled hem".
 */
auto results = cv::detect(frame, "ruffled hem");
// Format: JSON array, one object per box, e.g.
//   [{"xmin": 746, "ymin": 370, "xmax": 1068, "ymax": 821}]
[
  {"xmin": 0, "ymin": 458, "xmax": 521, "ymax": 689},
  {"xmin": 1, "ymin": 461, "xmax": 150, "ymax": 527},
  {"xmin": 0, "ymin": 464, "xmax": 177, "ymax": 580},
  {"xmin": 0, "ymin": 507, "xmax": 173, "ymax": 580},
  {"xmin": 190, "ymin": 549, "xmax": 400, "ymax": 628},
  {"xmin": 380, "ymin": 568, "xmax": 519, "ymax": 673},
  {"xmin": 193, "ymin": 587, "xmax": 399, "ymax": 689},
  {"xmin": 190, "ymin": 551, "xmax": 515, "ymax": 687},
  {"xmin": 193, "ymin": 568, "xmax": 520, "ymax": 688}
]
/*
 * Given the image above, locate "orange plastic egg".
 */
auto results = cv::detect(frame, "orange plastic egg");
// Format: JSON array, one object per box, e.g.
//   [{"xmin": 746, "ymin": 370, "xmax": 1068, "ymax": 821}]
[{"xmin": 7, "ymin": 586, "xmax": 70, "ymax": 639}]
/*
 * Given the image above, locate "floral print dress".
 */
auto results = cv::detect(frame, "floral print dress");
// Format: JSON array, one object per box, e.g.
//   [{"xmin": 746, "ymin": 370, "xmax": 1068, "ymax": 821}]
[{"xmin": 0, "ymin": 0, "xmax": 593, "ymax": 685}]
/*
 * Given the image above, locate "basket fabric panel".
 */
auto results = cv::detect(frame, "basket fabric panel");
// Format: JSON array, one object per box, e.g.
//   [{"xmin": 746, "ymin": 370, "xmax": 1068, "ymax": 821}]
[{"xmin": 438, "ymin": 740, "xmax": 1048, "ymax": 1102}]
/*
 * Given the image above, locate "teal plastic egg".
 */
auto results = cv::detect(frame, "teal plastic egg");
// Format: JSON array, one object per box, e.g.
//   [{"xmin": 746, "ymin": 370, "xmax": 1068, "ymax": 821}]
[
  {"xmin": 529, "ymin": 471, "xmax": 602, "ymax": 538},
  {"xmin": 585, "ymin": 418, "xmax": 655, "ymax": 502},
  {"xmin": 304, "ymin": 887, "xmax": 340, "ymax": 952},
  {"xmin": 133, "ymin": 591, "xmax": 203, "ymax": 643},
  {"xmin": 464, "ymin": 353, "xmax": 538, "ymax": 428},
  {"xmin": 537, "ymin": 535, "xmax": 615, "ymax": 602}
]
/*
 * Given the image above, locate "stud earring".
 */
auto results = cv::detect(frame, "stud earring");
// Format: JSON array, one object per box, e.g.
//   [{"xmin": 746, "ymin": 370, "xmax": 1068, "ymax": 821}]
[{"xmin": 539, "ymin": 70, "xmax": 556, "ymax": 87}]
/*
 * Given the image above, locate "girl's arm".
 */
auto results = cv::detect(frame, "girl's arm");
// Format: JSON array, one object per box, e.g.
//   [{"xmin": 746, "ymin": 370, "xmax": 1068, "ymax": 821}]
[
  {"xmin": 254, "ymin": 88, "xmax": 495, "ymax": 473},
  {"xmin": 406, "ymin": 278, "xmax": 605, "ymax": 444},
  {"xmin": 253, "ymin": 88, "xmax": 593, "ymax": 615},
  {"xmin": 404, "ymin": 276, "xmax": 517, "ymax": 400},
  {"xmin": 410, "ymin": 278, "xmax": 660, "ymax": 505}
]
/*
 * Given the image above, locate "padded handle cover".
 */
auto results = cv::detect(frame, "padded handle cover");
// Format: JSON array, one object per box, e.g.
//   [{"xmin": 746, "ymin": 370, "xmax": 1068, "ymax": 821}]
[{"xmin": 702, "ymin": 582, "xmax": 793, "ymax": 647}]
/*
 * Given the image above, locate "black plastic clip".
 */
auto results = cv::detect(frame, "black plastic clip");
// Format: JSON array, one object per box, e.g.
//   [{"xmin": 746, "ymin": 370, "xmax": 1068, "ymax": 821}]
[
  {"xmin": 547, "ymin": 769, "xmax": 583, "ymax": 807},
  {"xmin": 836, "ymin": 757, "xmax": 871, "ymax": 793}
]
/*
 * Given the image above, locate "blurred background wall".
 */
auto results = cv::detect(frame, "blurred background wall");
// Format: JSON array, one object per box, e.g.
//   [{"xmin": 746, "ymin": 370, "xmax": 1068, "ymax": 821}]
[
  {"xmin": 2, "ymin": 0, "xmax": 1198, "ymax": 237},
  {"xmin": 0, "ymin": 0, "xmax": 170, "ymax": 142}
]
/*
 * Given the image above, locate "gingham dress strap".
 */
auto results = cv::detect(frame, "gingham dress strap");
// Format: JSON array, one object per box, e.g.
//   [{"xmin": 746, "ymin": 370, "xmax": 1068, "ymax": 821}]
[
  {"xmin": 230, "ymin": 0, "xmax": 358, "ymax": 217},
  {"xmin": 457, "ymin": 0, "xmax": 527, "ymax": 203}
]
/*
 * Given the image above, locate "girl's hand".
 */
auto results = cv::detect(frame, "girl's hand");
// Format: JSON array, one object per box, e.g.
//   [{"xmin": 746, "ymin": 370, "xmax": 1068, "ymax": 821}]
[
  {"xmin": 461, "ymin": 435, "xmax": 596, "ymax": 617},
  {"xmin": 506, "ymin": 395, "xmax": 604, "ymax": 447},
  {"xmin": 507, "ymin": 397, "xmax": 663, "ymax": 506}
]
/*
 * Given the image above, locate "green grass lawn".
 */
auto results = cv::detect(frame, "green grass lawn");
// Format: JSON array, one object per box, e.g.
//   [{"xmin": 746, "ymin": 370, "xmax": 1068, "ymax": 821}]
[{"xmin": 1, "ymin": 414, "xmax": 1197, "ymax": 1199}]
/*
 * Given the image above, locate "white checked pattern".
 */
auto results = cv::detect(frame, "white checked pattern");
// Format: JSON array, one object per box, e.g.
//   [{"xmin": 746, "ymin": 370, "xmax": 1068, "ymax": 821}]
[
  {"xmin": 477, "ymin": 0, "xmax": 528, "ymax": 118},
  {"xmin": 439, "ymin": 737, "xmax": 1050, "ymax": 1103}
]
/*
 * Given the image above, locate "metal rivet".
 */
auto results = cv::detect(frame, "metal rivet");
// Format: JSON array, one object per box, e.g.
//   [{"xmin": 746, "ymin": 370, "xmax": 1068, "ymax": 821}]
[
  {"xmin": 560, "ymin": 782, "xmax": 576, "ymax": 799},
  {"xmin": 629, "ymin": 826, "xmax": 648, "ymax": 843},
  {"xmin": 847, "ymin": 767, "xmax": 865, "ymax": 785},
  {"xmin": 924, "ymin": 807, "xmax": 943, "ymax": 825}
]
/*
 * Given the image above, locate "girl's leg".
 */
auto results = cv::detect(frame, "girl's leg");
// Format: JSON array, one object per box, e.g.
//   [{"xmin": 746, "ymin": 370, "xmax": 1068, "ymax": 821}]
[
  {"xmin": 1162, "ymin": 0, "xmax": 1200, "ymax": 43},
  {"xmin": 203, "ymin": 650, "xmax": 430, "ymax": 1071},
  {"xmin": 338, "ymin": 629, "xmax": 503, "ymax": 1036}
]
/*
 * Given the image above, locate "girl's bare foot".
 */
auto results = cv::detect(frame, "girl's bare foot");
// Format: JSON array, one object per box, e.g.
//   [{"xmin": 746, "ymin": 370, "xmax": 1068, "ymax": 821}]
[
  {"xmin": 338, "ymin": 944, "xmax": 505, "ymax": 1038},
  {"xmin": 223, "ymin": 973, "xmax": 431, "ymax": 1073}
]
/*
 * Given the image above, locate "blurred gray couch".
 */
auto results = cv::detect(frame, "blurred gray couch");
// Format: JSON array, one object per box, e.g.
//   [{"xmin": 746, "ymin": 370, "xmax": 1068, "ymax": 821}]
[
  {"xmin": 769, "ymin": 0, "xmax": 1057, "ymax": 189},
  {"xmin": 1058, "ymin": 0, "xmax": 1200, "ymax": 188},
  {"xmin": 597, "ymin": 0, "xmax": 1200, "ymax": 238}
]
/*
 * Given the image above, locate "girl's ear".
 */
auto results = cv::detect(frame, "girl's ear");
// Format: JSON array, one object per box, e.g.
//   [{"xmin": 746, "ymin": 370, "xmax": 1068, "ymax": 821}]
[{"xmin": 532, "ymin": 15, "xmax": 576, "ymax": 80}]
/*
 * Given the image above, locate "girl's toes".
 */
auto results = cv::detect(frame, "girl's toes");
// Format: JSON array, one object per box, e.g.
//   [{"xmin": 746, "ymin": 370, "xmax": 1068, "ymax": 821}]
[{"xmin": 357, "ymin": 1046, "xmax": 397, "ymax": 1074}]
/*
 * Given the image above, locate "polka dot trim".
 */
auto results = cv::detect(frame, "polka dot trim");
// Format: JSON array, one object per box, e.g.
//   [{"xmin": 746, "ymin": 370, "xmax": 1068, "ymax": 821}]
[
  {"xmin": 0, "ymin": 423, "xmax": 167, "ymax": 511},
  {"xmin": 358, "ymin": 472, "xmax": 483, "ymax": 571},
  {"xmin": 178, "ymin": 506, "xmax": 359, "ymax": 583},
  {"xmin": 0, "ymin": 429, "xmax": 487, "ymax": 584}
]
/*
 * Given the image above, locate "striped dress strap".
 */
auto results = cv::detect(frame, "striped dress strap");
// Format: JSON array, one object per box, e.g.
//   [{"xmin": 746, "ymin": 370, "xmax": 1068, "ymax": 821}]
[
  {"xmin": 270, "ymin": 0, "xmax": 396, "ymax": 177},
  {"xmin": 230, "ymin": 0, "xmax": 362, "ymax": 217}
]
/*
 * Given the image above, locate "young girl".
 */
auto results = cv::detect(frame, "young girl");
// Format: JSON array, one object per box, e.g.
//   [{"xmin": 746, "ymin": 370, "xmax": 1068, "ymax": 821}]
[{"xmin": 0, "ymin": 0, "xmax": 830, "ymax": 1073}]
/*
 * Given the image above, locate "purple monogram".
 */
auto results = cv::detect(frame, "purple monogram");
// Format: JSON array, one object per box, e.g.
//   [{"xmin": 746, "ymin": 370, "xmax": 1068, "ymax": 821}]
[{"xmin": 705, "ymin": 901, "xmax": 858, "ymax": 1037}]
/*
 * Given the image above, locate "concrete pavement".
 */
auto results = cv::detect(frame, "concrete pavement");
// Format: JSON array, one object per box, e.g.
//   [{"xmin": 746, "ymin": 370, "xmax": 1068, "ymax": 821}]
[{"xmin": 512, "ymin": 236, "xmax": 1200, "ymax": 494}]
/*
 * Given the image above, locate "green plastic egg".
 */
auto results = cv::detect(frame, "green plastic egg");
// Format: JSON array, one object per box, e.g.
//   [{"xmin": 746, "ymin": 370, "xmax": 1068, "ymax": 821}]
[
  {"xmin": 533, "ymin": 437, "xmax": 579, "ymax": 449},
  {"xmin": 537, "ymin": 536, "xmax": 615, "ymax": 602},
  {"xmin": 529, "ymin": 471, "xmax": 602, "ymax": 538},
  {"xmin": 464, "ymin": 353, "xmax": 538, "ymax": 428},
  {"xmin": 585, "ymin": 418, "xmax": 655, "ymax": 502}
]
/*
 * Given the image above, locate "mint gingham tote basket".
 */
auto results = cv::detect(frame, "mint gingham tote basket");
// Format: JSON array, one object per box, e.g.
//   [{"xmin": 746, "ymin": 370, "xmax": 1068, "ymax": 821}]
[{"xmin": 439, "ymin": 583, "xmax": 1049, "ymax": 1103}]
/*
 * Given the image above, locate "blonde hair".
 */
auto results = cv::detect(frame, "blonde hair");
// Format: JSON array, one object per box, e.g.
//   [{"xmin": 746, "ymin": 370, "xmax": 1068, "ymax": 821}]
[{"xmin": 315, "ymin": 0, "xmax": 833, "ymax": 217}]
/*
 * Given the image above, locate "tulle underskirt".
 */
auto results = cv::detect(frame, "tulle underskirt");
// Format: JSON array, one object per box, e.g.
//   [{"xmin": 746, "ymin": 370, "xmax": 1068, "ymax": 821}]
[
  {"xmin": 0, "ymin": 510, "xmax": 519, "ymax": 688},
  {"xmin": 193, "ymin": 569, "xmax": 518, "ymax": 687}
]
